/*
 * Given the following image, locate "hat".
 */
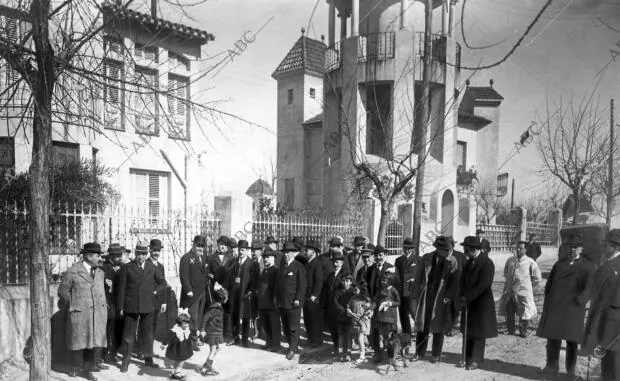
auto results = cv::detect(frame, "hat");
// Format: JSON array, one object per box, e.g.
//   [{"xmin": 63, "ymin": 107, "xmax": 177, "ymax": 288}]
[
  {"xmin": 353, "ymin": 236, "xmax": 365, "ymax": 246},
  {"xmin": 281, "ymin": 241, "xmax": 300, "ymax": 252},
  {"xmin": 565, "ymin": 233, "xmax": 584, "ymax": 247},
  {"xmin": 229, "ymin": 238, "xmax": 238, "ymax": 248},
  {"xmin": 238, "ymin": 240, "xmax": 250, "ymax": 249},
  {"xmin": 149, "ymin": 239, "xmax": 163, "ymax": 251},
  {"xmin": 608, "ymin": 229, "xmax": 620, "ymax": 246},
  {"xmin": 374, "ymin": 244, "xmax": 388, "ymax": 255},
  {"xmin": 292, "ymin": 237, "xmax": 305, "ymax": 250},
  {"xmin": 265, "ymin": 236, "xmax": 279, "ymax": 244},
  {"xmin": 251, "ymin": 242, "xmax": 264, "ymax": 251},
  {"xmin": 81, "ymin": 242, "xmax": 102, "ymax": 255},
  {"xmin": 328, "ymin": 236, "xmax": 344, "ymax": 247},
  {"xmin": 361, "ymin": 243, "xmax": 375, "ymax": 256},
  {"xmin": 433, "ymin": 236, "xmax": 453, "ymax": 250},
  {"xmin": 332, "ymin": 252, "xmax": 345, "ymax": 261},
  {"xmin": 460, "ymin": 236, "xmax": 481, "ymax": 249},
  {"xmin": 107, "ymin": 243, "xmax": 124, "ymax": 256},
  {"xmin": 193, "ymin": 235, "xmax": 206, "ymax": 247},
  {"xmin": 402, "ymin": 237, "xmax": 416, "ymax": 249},
  {"xmin": 476, "ymin": 228, "xmax": 485, "ymax": 235},
  {"xmin": 263, "ymin": 248, "xmax": 276, "ymax": 258},
  {"xmin": 134, "ymin": 244, "xmax": 149, "ymax": 254},
  {"xmin": 216, "ymin": 235, "xmax": 229, "ymax": 246},
  {"xmin": 305, "ymin": 240, "xmax": 321, "ymax": 253}
]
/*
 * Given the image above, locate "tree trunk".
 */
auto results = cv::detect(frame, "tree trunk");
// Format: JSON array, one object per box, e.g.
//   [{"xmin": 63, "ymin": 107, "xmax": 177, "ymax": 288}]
[
  {"xmin": 376, "ymin": 199, "xmax": 395, "ymax": 246},
  {"xmin": 29, "ymin": 1, "xmax": 54, "ymax": 379},
  {"xmin": 572, "ymin": 189, "xmax": 580, "ymax": 226},
  {"xmin": 412, "ymin": 0, "xmax": 433, "ymax": 248}
]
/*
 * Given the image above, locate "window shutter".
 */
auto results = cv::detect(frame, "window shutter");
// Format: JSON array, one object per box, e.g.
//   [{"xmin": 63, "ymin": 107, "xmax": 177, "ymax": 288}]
[
  {"xmin": 148, "ymin": 173, "xmax": 160, "ymax": 217},
  {"xmin": 176, "ymin": 80, "xmax": 186, "ymax": 116},
  {"xmin": 133, "ymin": 171, "xmax": 148, "ymax": 212},
  {"xmin": 167, "ymin": 77, "xmax": 177, "ymax": 114}
]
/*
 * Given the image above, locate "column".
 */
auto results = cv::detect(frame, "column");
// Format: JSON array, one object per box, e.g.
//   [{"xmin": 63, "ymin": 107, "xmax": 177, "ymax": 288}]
[
  {"xmin": 340, "ymin": 13, "xmax": 347, "ymax": 39},
  {"xmin": 400, "ymin": 0, "xmax": 407, "ymax": 30},
  {"xmin": 442, "ymin": 0, "xmax": 449, "ymax": 36},
  {"xmin": 352, "ymin": 0, "xmax": 359, "ymax": 36},
  {"xmin": 329, "ymin": 2, "xmax": 336, "ymax": 45},
  {"xmin": 449, "ymin": 0, "xmax": 457, "ymax": 37}
]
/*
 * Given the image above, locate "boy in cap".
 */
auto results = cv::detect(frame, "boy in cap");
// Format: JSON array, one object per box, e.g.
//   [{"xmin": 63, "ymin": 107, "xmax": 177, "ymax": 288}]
[{"xmin": 179, "ymin": 235, "xmax": 209, "ymax": 351}]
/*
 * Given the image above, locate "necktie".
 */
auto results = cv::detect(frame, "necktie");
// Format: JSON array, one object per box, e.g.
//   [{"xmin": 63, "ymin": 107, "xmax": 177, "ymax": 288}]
[{"xmin": 90, "ymin": 267, "xmax": 96, "ymax": 279}]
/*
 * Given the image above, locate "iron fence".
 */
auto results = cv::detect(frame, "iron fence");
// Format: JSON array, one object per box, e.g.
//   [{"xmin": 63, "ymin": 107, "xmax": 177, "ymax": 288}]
[
  {"xmin": 358, "ymin": 32, "xmax": 395, "ymax": 62},
  {"xmin": 325, "ymin": 41, "xmax": 341, "ymax": 72},
  {"xmin": 526, "ymin": 222, "xmax": 559, "ymax": 246},
  {"xmin": 476, "ymin": 223, "xmax": 519, "ymax": 253},
  {"xmin": 384, "ymin": 219, "xmax": 403, "ymax": 256}
]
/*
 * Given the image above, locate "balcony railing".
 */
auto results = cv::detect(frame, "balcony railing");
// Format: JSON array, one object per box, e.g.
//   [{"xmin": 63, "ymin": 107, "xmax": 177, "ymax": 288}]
[
  {"xmin": 358, "ymin": 32, "xmax": 395, "ymax": 62},
  {"xmin": 416, "ymin": 32, "xmax": 461, "ymax": 68},
  {"xmin": 325, "ymin": 41, "xmax": 341, "ymax": 72}
]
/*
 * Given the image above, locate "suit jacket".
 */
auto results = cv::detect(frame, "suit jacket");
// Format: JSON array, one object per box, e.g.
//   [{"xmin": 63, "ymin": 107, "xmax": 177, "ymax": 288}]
[
  {"xmin": 207, "ymin": 250, "xmax": 233, "ymax": 284},
  {"xmin": 366, "ymin": 261, "xmax": 394, "ymax": 298},
  {"xmin": 459, "ymin": 252, "xmax": 498, "ymax": 338},
  {"xmin": 345, "ymin": 249, "xmax": 364, "ymax": 280},
  {"xmin": 356, "ymin": 265, "xmax": 371, "ymax": 294},
  {"xmin": 319, "ymin": 251, "xmax": 335, "ymax": 279},
  {"xmin": 179, "ymin": 249, "xmax": 209, "ymax": 307},
  {"xmin": 394, "ymin": 252, "xmax": 421, "ymax": 298},
  {"xmin": 225, "ymin": 257, "xmax": 260, "ymax": 318},
  {"xmin": 150, "ymin": 259, "xmax": 168, "ymax": 310},
  {"xmin": 323, "ymin": 269, "xmax": 349, "ymax": 317},
  {"xmin": 305, "ymin": 257, "xmax": 325, "ymax": 310},
  {"xmin": 584, "ymin": 255, "xmax": 620, "ymax": 353},
  {"xmin": 117, "ymin": 260, "xmax": 166, "ymax": 314},
  {"xmin": 276, "ymin": 259, "xmax": 307, "ymax": 309},
  {"xmin": 256, "ymin": 265, "xmax": 279, "ymax": 311},
  {"xmin": 101, "ymin": 262, "xmax": 123, "ymax": 318}
]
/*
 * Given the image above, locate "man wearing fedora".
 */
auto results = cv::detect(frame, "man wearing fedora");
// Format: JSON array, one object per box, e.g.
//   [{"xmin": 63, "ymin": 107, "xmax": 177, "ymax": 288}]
[
  {"xmin": 583, "ymin": 229, "xmax": 620, "ymax": 381},
  {"xmin": 225, "ymin": 239, "xmax": 260, "ymax": 347},
  {"xmin": 256, "ymin": 248, "xmax": 281, "ymax": 351},
  {"xmin": 323, "ymin": 249, "xmax": 349, "ymax": 356},
  {"xmin": 117, "ymin": 243, "xmax": 166, "ymax": 372},
  {"xmin": 476, "ymin": 229, "xmax": 491, "ymax": 255},
  {"xmin": 537, "ymin": 233, "xmax": 594, "ymax": 377},
  {"xmin": 101, "ymin": 243, "xmax": 127, "ymax": 364},
  {"xmin": 304, "ymin": 240, "xmax": 325, "ymax": 348},
  {"xmin": 356, "ymin": 244, "xmax": 375, "ymax": 294},
  {"xmin": 457, "ymin": 236, "xmax": 497, "ymax": 370},
  {"xmin": 412, "ymin": 236, "xmax": 460, "ymax": 363},
  {"xmin": 265, "ymin": 236, "xmax": 283, "ymax": 267},
  {"xmin": 276, "ymin": 242, "xmax": 307, "ymax": 360},
  {"xmin": 395, "ymin": 237, "xmax": 421, "ymax": 336},
  {"xmin": 179, "ymin": 235, "xmax": 209, "ymax": 350},
  {"xmin": 319, "ymin": 237, "xmax": 345, "ymax": 280},
  {"xmin": 58, "ymin": 242, "xmax": 108, "ymax": 380},
  {"xmin": 346, "ymin": 236, "xmax": 366, "ymax": 281}
]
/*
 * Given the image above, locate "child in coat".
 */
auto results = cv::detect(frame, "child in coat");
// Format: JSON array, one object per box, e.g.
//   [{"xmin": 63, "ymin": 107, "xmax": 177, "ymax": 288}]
[
  {"xmin": 161, "ymin": 309, "xmax": 193, "ymax": 380},
  {"xmin": 371, "ymin": 273, "xmax": 400, "ymax": 363},
  {"xmin": 347, "ymin": 283, "xmax": 374, "ymax": 364},
  {"xmin": 199, "ymin": 284, "xmax": 228, "ymax": 376},
  {"xmin": 334, "ymin": 274, "xmax": 356, "ymax": 362}
]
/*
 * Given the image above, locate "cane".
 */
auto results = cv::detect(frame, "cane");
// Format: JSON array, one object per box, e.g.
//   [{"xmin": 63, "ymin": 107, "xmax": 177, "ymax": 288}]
[{"xmin": 462, "ymin": 305, "xmax": 468, "ymax": 366}]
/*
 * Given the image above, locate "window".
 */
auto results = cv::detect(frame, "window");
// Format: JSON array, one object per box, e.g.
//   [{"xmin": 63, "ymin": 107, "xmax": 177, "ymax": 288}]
[
  {"xmin": 287, "ymin": 89, "xmax": 294, "ymax": 104},
  {"xmin": 134, "ymin": 43, "xmax": 158, "ymax": 63},
  {"xmin": 456, "ymin": 141, "xmax": 467, "ymax": 168},
  {"xmin": 366, "ymin": 83, "xmax": 392, "ymax": 159},
  {"xmin": 103, "ymin": 35, "xmax": 123, "ymax": 55},
  {"xmin": 284, "ymin": 178, "xmax": 295, "ymax": 208},
  {"xmin": 130, "ymin": 169, "xmax": 170, "ymax": 218},
  {"xmin": 309, "ymin": 88, "xmax": 315, "ymax": 99},
  {"xmin": 134, "ymin": 67, "xmax": 159, "ymax": 135},
  {"xmin": 168, "ymin": 52, "xmax": 190, "ymax": 71},
  {"xmin": 103, "ymin": 60, "xmax": 124, "ymax": 130},
  {"xmin": 0, "ymin": 137, "xmax": 15, "ymax": 178},
  {"xmin": 167, "ymin": 75, "xmax": 189, "ymax": 139},
  {"xmin": 52, "ymin": 141, "xmax": 79, "ymax": 167},
  {"xmin": 4, "ymin": 18, "xmax": 18, "ymax": 83}
]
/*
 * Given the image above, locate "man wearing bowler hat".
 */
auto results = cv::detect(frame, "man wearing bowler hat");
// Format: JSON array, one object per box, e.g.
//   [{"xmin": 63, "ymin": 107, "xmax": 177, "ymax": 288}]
[
  {"xmin": 304, "ymin": 240, "xmax": 325, "ymax": 348},
  {"xmin": 457, "ymin": 236, "xmax": 497, "ymax": 370},
  {"xmin": 476, "ymin": 229, "xmax": 491, "ymax": 255},
  {"xmin": 117, "ymin": 243, "xmax": 166, "ymax": 372},
  {"xmin": 58, "ymin": 243, "xmax": 108, "ymax": 380},
  {"xmin": 583, "ymin": 229, "xmax": 620, "ymax": 381},
  {"xmin": 265, "ymin": 235, "xmax": 281, "ymax": 264},
  {"xmin": 179, "ymin": 235, "xmax": 209, "ymax": 351},
  {"xmin": 101, "ymin": 243, "xmax": 127, "ymax": 364},
  {"xmin": 276, "ymin": 242, "xmax": 307, "ymax": 360},
  {"xmin": 395, "ymin": 237, "xmax": 421, "ymax": 336},
  {"xmin": 256, "ymin": 247, "xmax": 281, "ymax": 351}
]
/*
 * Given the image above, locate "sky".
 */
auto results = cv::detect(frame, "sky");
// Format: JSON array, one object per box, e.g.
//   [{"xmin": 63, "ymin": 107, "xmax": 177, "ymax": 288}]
[{"xmin": 142, "ymin": 0, "xmax": 620, "ymax": 200}]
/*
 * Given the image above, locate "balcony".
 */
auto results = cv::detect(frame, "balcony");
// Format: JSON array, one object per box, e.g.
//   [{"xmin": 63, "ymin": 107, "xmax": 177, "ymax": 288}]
[
  {"xmin": 325, "ymin": 41, "xmax": 341, "ymax": 72},
  {"xmin": 358, "ymin": 32, "xmax": 395, "ymax": 62},
  {"xmin": 416, "ymin": 32, "xmax": 461, "ymax": 69},
  {"xmin": 457, "ymin": 165, "xmax": 478, "ymax": 196}
]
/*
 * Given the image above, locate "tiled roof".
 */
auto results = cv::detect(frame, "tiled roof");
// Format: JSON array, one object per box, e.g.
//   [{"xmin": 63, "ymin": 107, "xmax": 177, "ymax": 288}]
[
  {"xmin": 246, "ymin": 179, "xmax": 274, "ymax": 198},
  {"xmin": 466, "ymin": 86, "xmax": 504, "ymax": 101},
  {"xmin": 101, "ymin": 1, "xmax": 215, "ymax": 45},
  {"xmin": 303, "ymin": 113, "xmax": 323, "ymax": 125},
  {"xmin": 458, "ymin": 111, "xmax": 491, "ymax": 126},
  {"xmin": 272, "ymin": 34, "xmax": 326, "ymax": 79}
]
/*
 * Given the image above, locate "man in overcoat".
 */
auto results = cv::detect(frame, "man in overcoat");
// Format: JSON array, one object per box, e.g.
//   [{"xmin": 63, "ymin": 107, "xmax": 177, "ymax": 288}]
[
  {"xmin": 117, "ymin": 244, "xmax": 166, "ymax": 372},
  {"xmin": 583, "ymin": 229, "xmax": 620, "ymax": 381},
  {"xmin": 256, "ymin": 249, "xmax": 281, "ymax": 351},
  {"xmin": 319, "ymin": 237, "xmax": 344, "ymax": 278},
  {"xmin": 225, "ymin": 240, "xmax": 260, "ymax": 347},
  {"xmin": 394, "ymin": 237, "xmax": 421, "ymax": 335},
  {"xmin": 456, "ymin": 236, "xmax": 497, "ymax": 370},
  {"xmin": 476, "ymin": 229, "xmax": 491, "ymax": 255},
  {"xmin": 412, "ymin": 236, "xmax": 459, "ymax": 363},
  {"xmin": 138, "ymin": 239, "xmax": 168, "ymax": 357},
  {"xmin": 303, "ymin": 240, "xmax": 325, "ymax": 348},
  {"xmin": 276, "ymin": 242, "xmax": 307, "ymax": 360},
  {"xmin": 355, "ymin": 244, "xmax": 374, "ymax": 294},
  {"xmin": 58, "ymin": 242, "xmax": 109, "ymax": 380},
  {"xmin": 101, "ymin": 243, "xmax": 126, "ymax": 364},
  {"xmin": 265, "ymin": 236, "xmax": 283, "ymax": 268},
  {"xmin": 323, "ymin": 250, "xmax": 348, "ymax": 355},
  {"xmin": 345, "ymin": 236, "xmax": 366, "ymax": 281},
  {"xmin": 179, "ymin": 235, "xmax": 209, "ymax": 350},
  {"xmin": 537, "ymin": 233, "xmax": 594, "ymax": 376}
]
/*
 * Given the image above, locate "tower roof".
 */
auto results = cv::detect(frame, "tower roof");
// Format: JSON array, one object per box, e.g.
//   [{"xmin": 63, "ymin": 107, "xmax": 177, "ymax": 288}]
[
  {"xmin": 272, "ymin": 30, "xmax": 326, "ymax": 79},
  {"xmin": 466, "ymin": 86, "xmax": 504, "ymax": 102},
  {"xmin": 246, "ymin": 178, "xmax": 274, "ymax": 199}
]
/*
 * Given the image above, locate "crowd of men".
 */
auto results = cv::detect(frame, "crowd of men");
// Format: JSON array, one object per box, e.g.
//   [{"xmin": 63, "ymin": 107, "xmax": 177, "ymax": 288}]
[{"xmin": 51, "ymin": 227, "xmax": 620, "ymax": 381}]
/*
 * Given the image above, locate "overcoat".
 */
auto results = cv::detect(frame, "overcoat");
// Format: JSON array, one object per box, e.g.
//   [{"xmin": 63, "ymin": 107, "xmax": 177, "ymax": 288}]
[
  {"xmin": 583, "ymin": 255, "xmax": 620, "ymax": 353},
  {"xmin": 276, "ymin": 258, "xmax": 307, "ymax": 309},
  {"xmin": 224, "ymin": 257, "xmax": 260, "ymax": 319},
  {"xmin": 207, "ymin": 250, "xmax": 233, "ymax": 284},
  {"xmin": 537, "ymin": 257, "xmax": 594, "ymax": 343},
  {"xmin": 323, "ymin": 269, "xmax": 348, "ymax": 319},
  {"xmin": 305, "ymin": 257, "xmax": 324, "ymax": 311},
  {"xmin": 117, "ymin": 260, "xmax": 166, "ymax": 314},
  {"xmin": 459, "ymin": 252, "xmax": 498, "ymax": 338},
  {"xmin": 256, "ymin": 265, "xmax": 279, "ymax": 311},
  {"xmin": 151, "ymin": 260, "xmax": 168, "ymax": 311},
  {"xmin": 366, "ymin": 261, "xmax": 395, "ymax": 298},
  {"xmin": 179, "ymin": 249, "xmax": 209, "ymax": 308},
  {"xmin": 101, "ymin": 261, "xmax": 122, "ymax": 319},
  {"xmin": 58, "ymin": 262, "xmax": 107, "ymax": 350},
  {"xmin": 413, "ymin": 251, "xmax": 459, "ymax": 333},
  {"xmin": 499, "ymin": 255, "xmax": 542, "ymax": 320},
  {"xmin": 345, "ymin": 249, "xmax": 364, "ymax": 281}
]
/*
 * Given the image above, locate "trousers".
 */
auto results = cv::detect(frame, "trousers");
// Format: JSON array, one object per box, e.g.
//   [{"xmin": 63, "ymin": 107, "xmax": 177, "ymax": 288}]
[
  {"xmin": 280, "ymin": 308, "xmax": 302, "ymax": 353},
  {"xmin": 121, "ymin": 312, "xmax": 154, "ymax": 360}
]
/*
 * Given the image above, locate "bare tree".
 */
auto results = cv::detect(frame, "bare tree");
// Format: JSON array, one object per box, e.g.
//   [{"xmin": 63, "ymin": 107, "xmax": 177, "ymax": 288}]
[
  {"xmin": 536, "ymin": 92, "xmax": 610, "ymax": 226},
  {"xmin": 473, "ymin": 175, "xmax": 507, "ymax": 224},
  {"xmin": 586, "ymin": 137, "xmax": 620, "ymax": 221}
]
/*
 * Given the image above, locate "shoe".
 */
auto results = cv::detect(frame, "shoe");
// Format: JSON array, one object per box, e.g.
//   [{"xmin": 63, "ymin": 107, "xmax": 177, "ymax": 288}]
[
  {"xmin": 506, "ymin": 330, "xmax": 515, "ymax": 335},
  {"xmin": 411, "ymin": 354, "xmax": 422, "ymax": 362},
  {"xmin": 82, "ymin": 371, "xmax": 97, "ymax": 381},
  {"xmin": 457, "ymin": 360, "xmax": 466, "ymax": 368},
  {"xmin": 286, "ymin": 351, "xmax": 296, "ymax": 360},
  {"xmin": 540, "ymin": 365, "xmax": 559, "ymax": 375},
  {"xmin": 344, "ymin": 354, "xmax": 352, "ymax": 362},
  {"xmin": 144, "ymin": 358, "xmax": 159, "ymax": 368},
  {"xmin": 518, "ymin": 331, "xmax": 529, "ymax": 338},
  {"xmin": 466, "ymin": 362, "xmax": 480, "ymax": 370},
  {"xmin": 242, "ymin": 341, "xmax": 250, "ymax": 348},
  {"xmin": 372, "ymin": 354, "xmax": 382, "ymax": 364},
  {"xmin": 91, "ymin": 363, "xmax": 108, "ymax": 372},
  {"xmin": 354, "ymin": 358, "xmax": 366, "ymax": 365},
  {"xmin": 270, "ymin": 346, "xmax": 283, "ymax": 353},
  {"xmin": 104, "ymin": 354, "xmax": 118, "ymax": 365},
  {"xmin": 430, "ymin": 356, "xmax": 440, "ymax": 363},
  {"xmin": 227, "ymin": 337, "xmax": 241, "ymax": 346},
  {"xmin": 171, "ymin": 371, "xmax": 186, "ymax": 380},
  {"xmin": 120, "ymin": 362, "xmax": 129, "ymax": 373}
]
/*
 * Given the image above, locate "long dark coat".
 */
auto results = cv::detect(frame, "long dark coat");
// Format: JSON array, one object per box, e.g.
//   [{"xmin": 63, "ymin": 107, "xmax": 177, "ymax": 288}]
[
  {"xmin": 101, "ymin": 261, "xmax": 123, "ymax": 319},
  {"xmin": 276, "ymin": 259, "xmax": 307, "ymax": 309},
  {"xmin": 413, "ymin": 251, "xmax": 459, "ymax": 333},
  {"xmin": 58, "ymin": 262, "xmax": 107, "ymax": 350},
  {"xmin": 151, "ymin": 260, "xmax": 168, "ymax": 311},
  {"xmin": 305, "ymin": 257, "xmax": 324, "ymax": 311},
  {"xmin": 207, "ymin": 250, "xmax": 232, "ymax": 284},
  {"xmin": 366, "ymin": 261, "xmax": 395, "ymax": 298},
  {"xmin": 117, "ymin": 260, "xmax": 166, "ymax": 314},
  {"xmin": 394, "ymin": 252, "xmax": 422, "ymax": 298},
  {"xmin": 459, "ymin": 253, "xmax": 498, "ymax": 338},
  {"xmin": 323, "ymin": 269, "xmax": 348, "ymax": 322},
  {"xmin": 179, "ymin": 249, "xmax": 209, "ymax": 308},
  {"xmin": 537, "ymin": 257, "xmax": 594, "ymax": 343},
  {"xmin": 256, "ymin": 265, "xmax": 279, "ymax": 311},
  {"xmin": 225, "ymin": 257, "xmax": 260, "ymax": 319},
  {"xmin": 345, "ymin": 249, "xmax": 364, "ymax": 281},
  {"xmin": 583, "ymin": 255, "xmax": 620, "ymax": 353}
]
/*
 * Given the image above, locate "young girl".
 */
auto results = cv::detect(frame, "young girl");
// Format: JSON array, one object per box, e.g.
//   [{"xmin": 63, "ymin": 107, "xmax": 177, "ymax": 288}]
[
  {"xmin": 199, "ymin": 283, "xmax": 228, "ymax": 376},
  {"xmin": 371, "ymin": 273, "xmax": 400, "ymax": 364},
  {"xmin": 347, "ymin": 283, "xmax": 374, "ymax": 365},
  {"xmin": 161, "ymin": 309, "xmax": 193, "ymax": 380}
]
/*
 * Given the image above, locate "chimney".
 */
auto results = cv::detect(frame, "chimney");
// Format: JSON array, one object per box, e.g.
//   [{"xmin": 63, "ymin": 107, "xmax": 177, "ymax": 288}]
[{"xmin": 151, "ymin": 0, "xmax": 157, "ymax": 18}]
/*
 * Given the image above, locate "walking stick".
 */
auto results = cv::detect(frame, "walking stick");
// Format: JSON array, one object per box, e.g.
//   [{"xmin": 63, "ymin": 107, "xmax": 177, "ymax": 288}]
[{"xmin": 462, "ymin": 305, "xmax": 468, "ymax": 366}]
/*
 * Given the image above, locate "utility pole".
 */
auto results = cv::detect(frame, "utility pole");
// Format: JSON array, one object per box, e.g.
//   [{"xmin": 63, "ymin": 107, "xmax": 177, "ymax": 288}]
[
  {"xmin": 511, "ymin": 178, "xmax": 515, "ymax": 208},
  {"xmin": 608, "ymin": 99, "xmax": 614, "ymax": 225}
]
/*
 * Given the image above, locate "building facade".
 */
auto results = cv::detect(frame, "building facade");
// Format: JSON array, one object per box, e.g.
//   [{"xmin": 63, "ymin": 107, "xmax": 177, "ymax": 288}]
[{"xmin": 273, "ymin": 0, "xmax": 503, "ymax": 241}]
